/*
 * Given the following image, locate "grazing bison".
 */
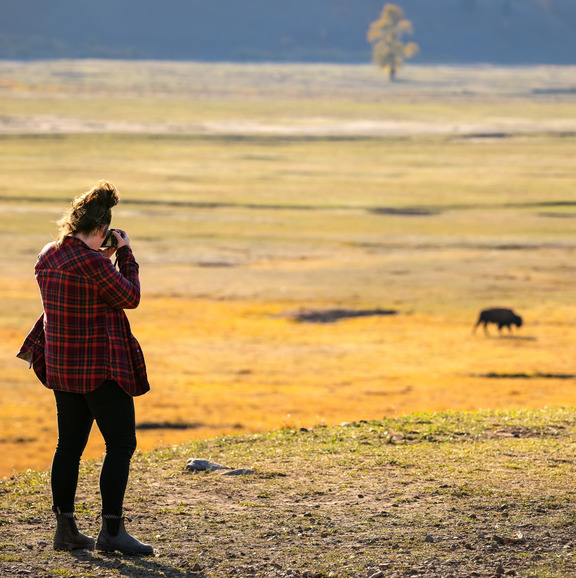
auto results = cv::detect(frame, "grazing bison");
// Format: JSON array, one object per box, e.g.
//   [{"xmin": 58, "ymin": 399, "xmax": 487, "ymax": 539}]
[{"xmin": 473, "ymin": 307, "xmax": 523, "ymax": 335}]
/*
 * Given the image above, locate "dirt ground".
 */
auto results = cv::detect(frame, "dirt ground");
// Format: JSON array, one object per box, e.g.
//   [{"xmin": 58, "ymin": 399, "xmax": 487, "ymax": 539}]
[
  {"xmin": 1, "ymin": 114, "xmax": 576, "ymax": 137},
  {"xmin": 2, "ymin": 414, "xmax": 576, "ymax": 577}
]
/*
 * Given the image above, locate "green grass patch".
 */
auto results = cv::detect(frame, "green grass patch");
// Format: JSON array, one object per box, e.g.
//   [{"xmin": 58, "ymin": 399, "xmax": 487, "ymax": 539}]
[{"xmin": 2, "ymin": 409, "xmax": 576, "ymax": 576}]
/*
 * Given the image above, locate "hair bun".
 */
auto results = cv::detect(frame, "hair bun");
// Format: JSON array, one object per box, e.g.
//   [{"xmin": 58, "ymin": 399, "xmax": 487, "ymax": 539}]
[{"xmin": 94, "ymin": 180, "xmax": 119, "ymax": 209}]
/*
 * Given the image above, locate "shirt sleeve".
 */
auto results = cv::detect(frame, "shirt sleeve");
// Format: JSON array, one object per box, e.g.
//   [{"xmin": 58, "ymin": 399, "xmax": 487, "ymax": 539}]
[{"xmin": 93, "ymin": 246, "xmax": 141, "ymax": 310}]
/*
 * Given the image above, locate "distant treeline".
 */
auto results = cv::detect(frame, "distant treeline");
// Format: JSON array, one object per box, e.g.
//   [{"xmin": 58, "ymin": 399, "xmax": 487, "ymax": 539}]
[{"xmin": 2, "ymin": 0, "xmax": 576, "ymax": 64}]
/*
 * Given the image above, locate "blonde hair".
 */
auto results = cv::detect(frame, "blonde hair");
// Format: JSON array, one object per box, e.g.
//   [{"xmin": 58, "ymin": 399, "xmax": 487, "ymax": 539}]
[{"xmin": 56, "ymin": 181, "xmax": 119, "ymax": 247}]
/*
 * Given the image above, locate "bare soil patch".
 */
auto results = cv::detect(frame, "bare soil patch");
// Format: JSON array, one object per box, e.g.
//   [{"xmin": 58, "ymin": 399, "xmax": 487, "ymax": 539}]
[
  {"xmin": 3, "ymin": 410, "xmax": 576, "ymax": 577},
  {"xmin": 2, "ymin": 114, "xmax": 576, "ymax": 138},
  {"xmin": 281, "ymin": 308, "xmax": 398, "ymax": 324}
]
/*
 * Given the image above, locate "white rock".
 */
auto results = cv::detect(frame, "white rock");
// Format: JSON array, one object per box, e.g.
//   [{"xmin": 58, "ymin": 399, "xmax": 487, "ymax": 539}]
[{"xmin": 185, "ymin": 458, "xmax": 230, "ymax": 471}]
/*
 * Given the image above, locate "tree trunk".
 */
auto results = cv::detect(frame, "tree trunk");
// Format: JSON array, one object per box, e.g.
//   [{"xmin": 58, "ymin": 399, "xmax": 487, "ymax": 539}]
[{"xmin": 389, "ymin": 66, "xmax": 396, "ymax": 81}]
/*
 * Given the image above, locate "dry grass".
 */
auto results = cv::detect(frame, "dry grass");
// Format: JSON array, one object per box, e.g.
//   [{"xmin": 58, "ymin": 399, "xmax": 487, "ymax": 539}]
[
  {"xmin": 1, "ymin": 61, "xmax": 576, "ymax": 478},
  {"xmin": 3, "ymin": 409, "xmax": 576, "ymax": 577}
]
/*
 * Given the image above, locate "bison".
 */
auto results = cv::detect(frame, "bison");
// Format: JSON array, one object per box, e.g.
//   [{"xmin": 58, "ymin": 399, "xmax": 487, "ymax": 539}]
[{"xmin": 473, "ymin": 307, "xmax": 523, "ymax": 335}]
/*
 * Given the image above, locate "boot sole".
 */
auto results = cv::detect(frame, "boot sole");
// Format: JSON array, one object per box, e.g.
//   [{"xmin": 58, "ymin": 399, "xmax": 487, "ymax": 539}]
[
  {"xmin": 96, "ymin": 543, "xmax": 154, "ymax": 556},
  {"xmin": 54, "ymin": 542, "xmax": 95, "ymax": 551}
]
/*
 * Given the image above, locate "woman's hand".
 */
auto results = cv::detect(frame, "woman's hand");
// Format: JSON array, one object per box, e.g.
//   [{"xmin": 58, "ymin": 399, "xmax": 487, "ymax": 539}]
[{"xmin": 112, "ymin": 229, "xmax": 130, "ymax": 249}]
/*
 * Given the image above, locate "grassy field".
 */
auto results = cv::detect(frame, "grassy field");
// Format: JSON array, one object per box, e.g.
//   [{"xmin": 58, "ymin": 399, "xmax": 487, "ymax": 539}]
[{"xmin": 1, "ymin": 61, "xmax": 576, "ymax": 478}]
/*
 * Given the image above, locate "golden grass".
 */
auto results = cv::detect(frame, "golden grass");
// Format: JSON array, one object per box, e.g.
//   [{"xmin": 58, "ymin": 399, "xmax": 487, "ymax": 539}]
[
  {"xmin": 4, "ymin": 294, "xmax": 576, "ymax": 477},
  {"xmin": 1, "ymin": 61, "xmax": 576, "ymax": 478}
]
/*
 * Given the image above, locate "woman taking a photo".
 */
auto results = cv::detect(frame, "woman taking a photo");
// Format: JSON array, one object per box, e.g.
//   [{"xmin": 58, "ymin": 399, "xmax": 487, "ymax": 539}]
[{"xmin": 18, "ymin": 180, "xmax": 153, "ymax": 555}]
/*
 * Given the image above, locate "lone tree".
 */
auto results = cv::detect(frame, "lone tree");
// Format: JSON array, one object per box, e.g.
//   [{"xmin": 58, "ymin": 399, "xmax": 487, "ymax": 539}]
[{"xmin": 367, "ymin": 3, "xmax": 419, "ymax": 81}]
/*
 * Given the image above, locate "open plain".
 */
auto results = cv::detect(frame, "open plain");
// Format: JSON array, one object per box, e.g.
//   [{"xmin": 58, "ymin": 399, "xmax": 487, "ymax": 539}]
[{"xmin": 1, "ymin": 61, "xmax": 576, "ymax": 480}]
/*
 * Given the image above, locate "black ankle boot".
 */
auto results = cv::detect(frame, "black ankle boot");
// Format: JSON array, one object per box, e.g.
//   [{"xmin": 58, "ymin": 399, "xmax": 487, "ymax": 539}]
[
  {"xmin": 53, "ymin": 512, "xmax": 95, "ymax": 551},
  {"xmin": 96, "ymin": 515, "xmax": 154, "ymax": 555}
]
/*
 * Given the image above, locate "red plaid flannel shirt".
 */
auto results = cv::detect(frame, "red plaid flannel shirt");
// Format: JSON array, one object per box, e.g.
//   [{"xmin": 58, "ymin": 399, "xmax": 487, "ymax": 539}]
[{"xmin": 17, "ymin": 236, "xmax": 150, "ymax": 396}]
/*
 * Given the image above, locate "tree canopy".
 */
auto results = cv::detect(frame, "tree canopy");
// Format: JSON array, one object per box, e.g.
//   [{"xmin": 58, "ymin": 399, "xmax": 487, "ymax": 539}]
[{"xmin": 367, "ymin": 3, "xmax": 419, "ymax": 81}]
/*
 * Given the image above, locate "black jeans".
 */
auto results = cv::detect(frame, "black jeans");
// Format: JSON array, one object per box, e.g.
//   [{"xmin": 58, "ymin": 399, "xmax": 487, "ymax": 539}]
[{"xmin": 51, "ymin": 380, "xmax": 136, "ymax": 517}]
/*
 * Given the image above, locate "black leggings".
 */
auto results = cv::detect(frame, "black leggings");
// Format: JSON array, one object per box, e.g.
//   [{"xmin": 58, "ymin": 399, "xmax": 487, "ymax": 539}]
[{"xmin": 52, "ymin": 380, "xmax": 136, "ymax": 517}]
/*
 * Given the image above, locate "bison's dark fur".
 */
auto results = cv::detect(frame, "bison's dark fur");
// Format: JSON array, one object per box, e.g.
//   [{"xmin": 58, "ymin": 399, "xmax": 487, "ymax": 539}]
[{"xmin": 473, "ymin": 307, "xmax": 523, "ymax": 335}]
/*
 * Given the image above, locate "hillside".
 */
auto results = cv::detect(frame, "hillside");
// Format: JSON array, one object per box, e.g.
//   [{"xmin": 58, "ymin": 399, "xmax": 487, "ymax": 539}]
[
  {"xmin": 1, "ymin": 0, "xmax": 576, "ymax": 64},
  {"xmin": 2, "ymin": 409, "xmax": 576, "ymax": 577}
]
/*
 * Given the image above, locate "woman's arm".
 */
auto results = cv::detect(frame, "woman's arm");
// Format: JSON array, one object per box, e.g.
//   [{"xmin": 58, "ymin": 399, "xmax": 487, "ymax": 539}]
[{"xmin": 95, "ymin": 245, "xmax": 141, "ymax": 310}]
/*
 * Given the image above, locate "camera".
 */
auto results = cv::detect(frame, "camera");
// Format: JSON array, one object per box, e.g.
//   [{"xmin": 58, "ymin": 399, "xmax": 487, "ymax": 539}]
[{"xmin": 101, "ymin": 229, "xmax": 118, "ymax": 248}]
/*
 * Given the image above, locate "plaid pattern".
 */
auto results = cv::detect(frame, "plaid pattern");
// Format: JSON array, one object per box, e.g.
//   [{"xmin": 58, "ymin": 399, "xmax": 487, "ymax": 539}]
[{"xmin": 17, "ymin": 236, "xmax": 150, "ymax": 396}]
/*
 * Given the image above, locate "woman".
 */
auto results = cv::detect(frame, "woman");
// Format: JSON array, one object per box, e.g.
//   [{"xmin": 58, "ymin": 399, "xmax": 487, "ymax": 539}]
[{"xmin": 17, "ymin": 181, "xmax": 153, "ymax": 555}]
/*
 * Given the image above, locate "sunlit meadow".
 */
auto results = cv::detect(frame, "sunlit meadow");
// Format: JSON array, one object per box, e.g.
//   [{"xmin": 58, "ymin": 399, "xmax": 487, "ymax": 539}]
[{"xmin": 1, "ymin": 61, "xmax": 576, "ymax": 477}]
